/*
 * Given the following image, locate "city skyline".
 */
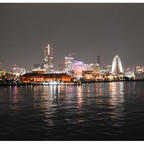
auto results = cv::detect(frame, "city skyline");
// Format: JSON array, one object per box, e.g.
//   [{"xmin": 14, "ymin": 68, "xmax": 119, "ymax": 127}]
[
  {"xmin": 1, "ymin": 3, "xmax": 144, "ymax": 141},
  {"xmin": 0, "ymin": 3, "xmax": 144, "ymax": 69}
]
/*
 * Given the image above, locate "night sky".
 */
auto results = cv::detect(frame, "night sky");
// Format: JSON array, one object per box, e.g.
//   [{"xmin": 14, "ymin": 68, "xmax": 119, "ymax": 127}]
[{"xmin": 0, "ymin": 3, "xmax": 144, "ymax": 70}]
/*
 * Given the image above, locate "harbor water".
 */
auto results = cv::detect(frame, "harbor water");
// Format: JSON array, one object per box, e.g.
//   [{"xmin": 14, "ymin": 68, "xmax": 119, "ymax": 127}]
[{"xmin": 0, "ymin": 81, "xmax": 144, "ymax": 140}]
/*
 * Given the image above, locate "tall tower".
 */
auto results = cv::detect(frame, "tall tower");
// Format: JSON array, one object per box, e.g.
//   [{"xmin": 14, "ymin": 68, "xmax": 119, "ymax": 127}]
[{"xmin": 42, "ymin": 44, "xmax": 54, "ymax": 73}]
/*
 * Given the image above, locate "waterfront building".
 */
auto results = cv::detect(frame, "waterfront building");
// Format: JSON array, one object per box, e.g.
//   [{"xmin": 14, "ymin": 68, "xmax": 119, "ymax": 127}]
[
  {"xmin": 82, "ymin": 70, "xmax": 95, "ymax": 81},
  {"xmin": 135, "ymin": 73, "xmax": 144, "ymax": 80},
  {"xmin": 11, "ymin": 67, "xmax": 26, "ymax": 76},
  {"xmin": 124, "ymin": 71, "xmax": 135, "ymax": 80},
  {"xmin": 135, "ymin": 66, "xmax": 144, "ymax": 74},
  {"xmin": 84, "ymin": 64, "xmax": 93, "ymax": 71},
  {"xmin": 64, "ymin": 56, "xmax": 74, "ymax": 74},
  {"xmin": 41, "ymin": 44, "xmax": 54, "ymax": 73},
  {"xmin": 72, "ymin": 61, "xmax": 85, "ymax": 78},
  {"xmin": 125, "ymin": 66, "xmax": 135, "ymax": 73},
  {"xmin": 0, "ymin": 69, "xmax": 6, "ymax": 78},
  {"xmin": 105, "ymin": 65, "xmax": 112, "ymax": 73},
  {"xmin": 20, "ymin": 73, "xmax": 71, "ymax": 83},
  {"xmin": 82, "ymin": 63, "xmax": 101, "ymax": 81},
  {"xmin": 84, "ymin": 63, "xmax": 101, "ymax": 72},
  {"xmin": 111, "ymin": 55, "xmax": 124, "ymax": 74},
  {"xmin": 32, "ymin": 67, "xmax": 46, "ymax": 74},
  {"xmin": 91, "ymin": 64, "xmax": 101, "ymax": 72}
]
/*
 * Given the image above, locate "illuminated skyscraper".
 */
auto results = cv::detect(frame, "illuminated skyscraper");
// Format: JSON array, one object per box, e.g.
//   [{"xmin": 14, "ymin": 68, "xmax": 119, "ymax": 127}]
[
  {"xmin": 64, "ymin": 56, "xmax": 74, "ymax": 74},
  {"xmin": 72, "ymin": 61, "xmax": 85, "ymax": 78},
  {"xmin": 111, "ymin": 55, "xmax": 124, "ymax": 74},
  {"xmin": 42, "ymin": 44, "xmax": 54, "ymax": 73}
]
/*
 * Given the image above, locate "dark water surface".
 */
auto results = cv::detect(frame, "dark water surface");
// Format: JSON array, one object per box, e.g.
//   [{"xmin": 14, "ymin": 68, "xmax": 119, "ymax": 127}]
[{"xmin": 0, "ymin": 81, "xmax": 144, "ymax": 140}]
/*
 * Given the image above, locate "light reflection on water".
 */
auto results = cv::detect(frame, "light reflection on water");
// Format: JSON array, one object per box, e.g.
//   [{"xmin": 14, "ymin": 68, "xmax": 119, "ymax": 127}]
[
  {"xmin": 108, "ymin": 82, "xmax": 125, "ymax": 125},
  {"xmin": 0, "ymin": 81, "xmax": 144, "ymax": 140}
]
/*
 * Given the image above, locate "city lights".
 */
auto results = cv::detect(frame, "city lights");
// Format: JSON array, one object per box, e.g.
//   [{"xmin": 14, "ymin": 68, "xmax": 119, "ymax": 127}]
[{"xmin": 0, "ymin": 44, "xmax": 144, "ymax": 86}]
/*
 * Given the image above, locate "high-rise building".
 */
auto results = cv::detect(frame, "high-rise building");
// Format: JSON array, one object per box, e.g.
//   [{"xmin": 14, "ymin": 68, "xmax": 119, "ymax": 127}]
[
  {"xmin": 42, "ymin": 44, "xmax": 54, "ymax": 73},
  {"xmin": 72, "ymin": 61, "xmax": 85, "ymax": 78},
  {"xmin": 64, "ymin": 56, "xmax": 74, "ymax": 74},
  {"xmin": 111, "ymin": 55, "xmax": 124, "ymax": 74},
  {"xmin": 58, "ymin": 61, "xmax": 64, "ymax": 71}
]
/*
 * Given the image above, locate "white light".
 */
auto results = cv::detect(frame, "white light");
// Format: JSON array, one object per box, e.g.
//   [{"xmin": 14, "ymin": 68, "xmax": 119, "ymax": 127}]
[
  {"xmin": 111, "ymin": 55, "xmax": 124, "ymax": 74},
  {"xmin": 48, "ymin": 44, "xmax": 50, "ymax": 55}
]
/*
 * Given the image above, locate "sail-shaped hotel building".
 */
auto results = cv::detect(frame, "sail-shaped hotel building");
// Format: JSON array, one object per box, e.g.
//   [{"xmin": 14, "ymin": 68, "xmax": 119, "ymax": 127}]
[{"xmin": 111, "ymin": 55, "xmax": 124, "ymax": 74}]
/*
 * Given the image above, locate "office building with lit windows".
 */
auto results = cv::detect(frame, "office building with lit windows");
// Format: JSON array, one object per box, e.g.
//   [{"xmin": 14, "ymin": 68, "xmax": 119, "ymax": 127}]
[
  {"xmin": 64, "ymin": 56, "xmax": 74, "ymax": 74},
  {"xmin": 41, "ymin": 44, "xmax": 54, "ymax": 73}
]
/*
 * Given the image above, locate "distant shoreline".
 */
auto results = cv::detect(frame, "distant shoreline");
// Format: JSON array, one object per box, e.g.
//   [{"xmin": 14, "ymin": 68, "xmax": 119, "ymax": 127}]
[{"xmin": 0, "ymin": 79, "xmax": 144, "ymax": 87}]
